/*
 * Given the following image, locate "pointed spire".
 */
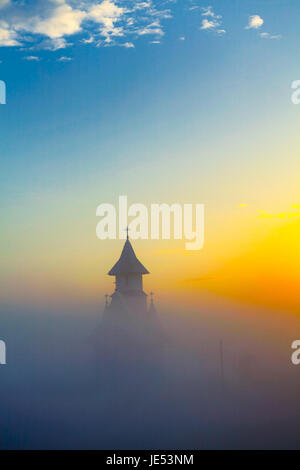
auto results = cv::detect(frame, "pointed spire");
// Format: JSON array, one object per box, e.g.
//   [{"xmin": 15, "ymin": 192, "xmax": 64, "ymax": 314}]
[{"xmin": 108, "ymin": 238, "xmax": 149, "ymax": 276}]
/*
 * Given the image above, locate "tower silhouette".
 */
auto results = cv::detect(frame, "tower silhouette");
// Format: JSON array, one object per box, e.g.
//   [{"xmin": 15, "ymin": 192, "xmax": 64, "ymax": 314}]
[
  {"xmin": 97, "ymin": 237, "xmax": 165, "ymax": 382},
  {"xmin": 108, "ymin": 231, "xmax": 149, "ymax": 312}
]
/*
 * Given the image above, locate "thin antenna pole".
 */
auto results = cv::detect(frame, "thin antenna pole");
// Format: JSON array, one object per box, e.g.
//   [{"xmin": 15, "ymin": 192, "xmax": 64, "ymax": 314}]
[{"xmin": 219, "ymin": 340, "xmax": 225, "ymax": 388}]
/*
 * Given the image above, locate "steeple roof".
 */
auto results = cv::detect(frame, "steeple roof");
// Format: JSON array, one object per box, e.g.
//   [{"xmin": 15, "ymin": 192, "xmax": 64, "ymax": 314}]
[{"xmin": 108, "ymin": 239, "xmax": 150, "ymax": 276}]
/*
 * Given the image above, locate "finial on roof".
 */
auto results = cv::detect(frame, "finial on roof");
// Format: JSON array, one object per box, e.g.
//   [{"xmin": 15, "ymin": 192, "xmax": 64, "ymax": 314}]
[{"xmin": 126, "ymin": 226, "xmax": 130, "ymax": 240}]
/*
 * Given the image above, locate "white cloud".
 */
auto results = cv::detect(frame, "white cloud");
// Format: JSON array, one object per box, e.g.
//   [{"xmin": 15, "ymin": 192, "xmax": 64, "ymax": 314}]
[
  {"xmin": 0, "ymin": 21, "xmax": 20, "ymax": 46},
  {"xmin": 88, "ymin": 0, "xmax": 124, "ymax": 41},
  {"xmin": 133, "ymin": 1, "xmax": 151, "ymax": 10},
  {"xmin": 259, "ymin": 32, "xmax": 281, "ymax": 40},
  {"xmin": 200, "ymin": 6, "xmax": 226, "ymax": 35},
  {"xmin": 81, "ymin": 35, "xmax": 95, "ymax": 44},
  {"xmin": 246, "ymin": 15, "xmax": 264, "ymax": 30},
  {"xmin": 20, "ymin": 2, "xmax": 86, "ymax": 39},
  {"xmin": 0, "ymin": 0, "xmax": 172, "ymax": 50},
  {"xmin": 88, "ymin": 0, "xmax": 124, "ymax": 24},
  {"xmin": 0, "ymin": 0, "xmax": 10, "ymax": 9},
  {"xmin": 137, "ymin": 26, "xmax": 164, "ymax": 36},
  {"xmin": 201, "ymin": 18, "xmax": 218, "ymax": 30},
  {"xmin": 122, "ymin": 41, "xmax": 134, "ymax": 48},
  {"xmin": 41, "ymin": 37, "xmax": 71, "ymax": 50},
  {"xmin": 57, "ymin": 55, "xmax": 72, "ymax": 61},
  {"xmin": 202, "ymin": 6, "xmax": 221, "ymax": 19},
  {"xmin": 0, "ymin": 1, "xmax": 284, "ymax": 56},
  {"xmin": 245, "ymin": 14, "xmax": 280, "ymax": 39},
  {"xmin": 23, "ymin": 55, "xmax": 40, "ymax": 61}
]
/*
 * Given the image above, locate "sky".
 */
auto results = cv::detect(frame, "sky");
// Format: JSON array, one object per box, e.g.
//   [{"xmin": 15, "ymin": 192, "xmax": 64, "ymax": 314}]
[{"xmin": 0, "ymin": 0, "xmax": 300, "ymax": 315}]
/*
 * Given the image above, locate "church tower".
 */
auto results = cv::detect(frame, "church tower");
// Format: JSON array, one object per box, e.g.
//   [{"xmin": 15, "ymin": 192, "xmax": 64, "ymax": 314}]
[
  {"xmin": 108, "ymin": 231, "xmax": 149, "ymax": 312},
  {"xmin": 97, "ymin": 236, "xmax": 165, "ymax": 381}
]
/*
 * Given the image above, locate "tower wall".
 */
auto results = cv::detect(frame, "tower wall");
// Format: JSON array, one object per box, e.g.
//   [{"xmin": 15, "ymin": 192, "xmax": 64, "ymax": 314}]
[{"xmin": 116, "ymin": 273, "xmax": 143, "ymax": 294}]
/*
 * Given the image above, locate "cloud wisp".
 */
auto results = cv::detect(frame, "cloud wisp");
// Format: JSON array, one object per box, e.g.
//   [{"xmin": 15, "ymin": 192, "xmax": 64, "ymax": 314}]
[
  {"xmin": 259, "ymin": 32, "xmax": 281, "ymax": 40},
  {"xmin": 200, "ymin": 6, "xmax": 226, "ymax": 35},
  {"xmin": 57, "ymin": 55, "xmax": 73, "ymax": 62},
  {"xmin": 23, "ymin": 55, "xmax": 41, "ymax": 61}
]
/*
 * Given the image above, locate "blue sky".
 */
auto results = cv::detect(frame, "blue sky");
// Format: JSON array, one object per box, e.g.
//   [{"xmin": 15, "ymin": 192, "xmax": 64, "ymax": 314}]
[
  {"xmin": 1, "ymin": 1, "xmax": 300, "ymax": 308},
  {"xmin": 1, "ymin": 1, "xmax": 299, "ymax": 188},
  {"xmin": 1, "ymin": 1, "xmax": 299, "ymax": 203}
]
